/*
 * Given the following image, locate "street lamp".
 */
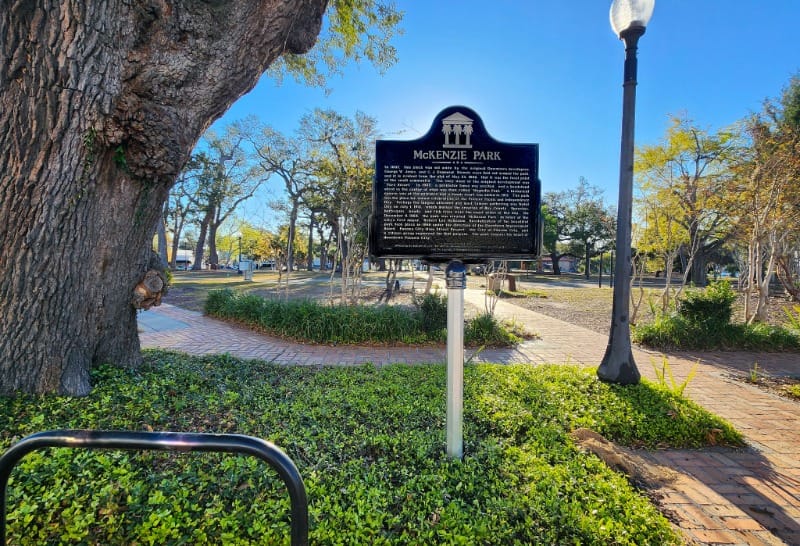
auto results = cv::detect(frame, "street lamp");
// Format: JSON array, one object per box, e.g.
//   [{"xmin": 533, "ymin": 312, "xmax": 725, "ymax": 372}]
[
  {"xmin": 235, "ymin": 232, "xmax": 242, "ymax": 274},
  {"xmin": 598, "ymin": 0, "xmax": 654, "ymax": 385}
]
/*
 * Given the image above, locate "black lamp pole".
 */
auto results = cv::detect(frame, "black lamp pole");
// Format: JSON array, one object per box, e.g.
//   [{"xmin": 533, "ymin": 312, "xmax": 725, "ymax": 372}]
[
  {"xmin": 238, "ymin": 236, "xmax": 242, "ymax": 269},
  {"xmin": 598, "ymin": 15, "xmax": 649, "ymax": 385}
]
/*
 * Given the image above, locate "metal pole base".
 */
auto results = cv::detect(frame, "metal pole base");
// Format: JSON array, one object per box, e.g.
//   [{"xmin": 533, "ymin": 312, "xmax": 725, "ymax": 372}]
[{"xmin": 445, "ymin": 260, "xmax": 467, "ymax": 460}]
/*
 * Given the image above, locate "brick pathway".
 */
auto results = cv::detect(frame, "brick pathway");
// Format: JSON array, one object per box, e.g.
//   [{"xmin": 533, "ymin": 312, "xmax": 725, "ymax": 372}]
[{"xmin": 139, "ymin": 292, "xmax": 800, "ymax": 545}]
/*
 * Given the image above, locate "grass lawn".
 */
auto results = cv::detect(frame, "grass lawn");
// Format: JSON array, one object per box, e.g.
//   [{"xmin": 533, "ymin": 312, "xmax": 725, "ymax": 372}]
[{"xmin": 1, "ymin": 351, "xmax": 742, "ymax": 545}]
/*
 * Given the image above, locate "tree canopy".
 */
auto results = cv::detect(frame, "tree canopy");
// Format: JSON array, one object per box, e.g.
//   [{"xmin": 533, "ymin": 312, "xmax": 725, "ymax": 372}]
[{"xmin": 635, "ymin": 116, "xmax": 737, "ymax": 286}]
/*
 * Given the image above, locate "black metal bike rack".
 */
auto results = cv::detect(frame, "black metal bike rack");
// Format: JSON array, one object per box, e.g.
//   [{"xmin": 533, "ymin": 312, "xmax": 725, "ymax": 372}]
[{"xmin": 0, "ymin": 430, "xmax": 308, "ymax": 546}]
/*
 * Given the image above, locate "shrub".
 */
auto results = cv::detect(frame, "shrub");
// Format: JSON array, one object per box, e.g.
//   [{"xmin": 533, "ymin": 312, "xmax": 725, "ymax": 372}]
[
  {"xmin": 727, "ymin": 322, "xmax": 800, "ymax": 351},
  {"xmin": 633, "ymin": 314, "xmax": 694, "ymax": 350},
  {"xmin": 415, "ymin": 292, "xmax": 447, "ymax": 338},
  {"xmin": 205, "ymin": 289, "xmax": 529, "ymax": 348},
  {"xmin": 634, "ymin": 281, "xmax": 800, "ymax": 351},
  {"xmin": 204, "ymin": 288, "xmax": 235, "ymax": 316},
  {"xmin": 205, "ymin": 290, "xmax": 429, "ymax": 345},
  {"xmin": 677, "ymin": 281, "xmax": 736, "ymax": 329},
  {"xmin": 465, "ymin": 313, "xmax": 522, "ymax": 346}
]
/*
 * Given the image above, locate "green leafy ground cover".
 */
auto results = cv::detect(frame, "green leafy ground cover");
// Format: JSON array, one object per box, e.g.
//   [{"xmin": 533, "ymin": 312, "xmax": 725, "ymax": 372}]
[{"xmin": 1, "ymin": 351, "xmax": 742, "ymax": 544}]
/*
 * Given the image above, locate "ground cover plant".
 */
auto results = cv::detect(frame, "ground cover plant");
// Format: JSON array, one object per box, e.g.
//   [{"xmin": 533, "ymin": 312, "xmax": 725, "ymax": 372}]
[
  {"xmin": 205, "ymin": 289, "xmax": 523, "ymax": 347},
  {"xmin": 0, "ymin": 351, "xmax": 742, "ymax": 545}
]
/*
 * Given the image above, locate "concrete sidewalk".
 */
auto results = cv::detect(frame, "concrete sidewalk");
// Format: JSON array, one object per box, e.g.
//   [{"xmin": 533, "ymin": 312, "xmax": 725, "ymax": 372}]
[{"xmin": 139, "ymin": 295, "xmax": 800, "ymax": 545}]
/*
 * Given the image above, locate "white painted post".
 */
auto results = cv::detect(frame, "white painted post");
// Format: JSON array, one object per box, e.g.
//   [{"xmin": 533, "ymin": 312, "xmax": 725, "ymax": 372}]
[{"xmin": 445, "ymin": 260, "xmax": 466, "ymax": 460}]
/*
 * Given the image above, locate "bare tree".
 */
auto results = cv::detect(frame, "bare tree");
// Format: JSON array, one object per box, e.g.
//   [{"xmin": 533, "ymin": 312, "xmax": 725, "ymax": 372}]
[
  {"xmin": 302, "ymin": 109, "xmax": 378, "ymax": 304},
  {"xmin": 249, "ymin": 124, "xmax": 315, "ymax": 273},
  {"xmin": 731, "ymin": 81, "xmax": 800, "ymax": 321},
  {"xmin": 165, "ymin": 166, "xmax": 198, "ymax": 268}
]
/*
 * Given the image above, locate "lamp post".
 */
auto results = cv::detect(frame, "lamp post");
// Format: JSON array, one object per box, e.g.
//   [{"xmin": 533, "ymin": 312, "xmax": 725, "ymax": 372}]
[
  {"xmin": 598, "ymin": 0, "xmax": 654, "ymax": 385},
  {"xmin": 235, "ymin": 232, "xmax": 242, "ymax": 274}
]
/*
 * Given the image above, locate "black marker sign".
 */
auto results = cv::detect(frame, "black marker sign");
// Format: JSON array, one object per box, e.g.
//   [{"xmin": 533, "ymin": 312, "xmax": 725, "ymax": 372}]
[{"xmin": 370, "ymin": 106, "xmax": 541, "ymax": 262}]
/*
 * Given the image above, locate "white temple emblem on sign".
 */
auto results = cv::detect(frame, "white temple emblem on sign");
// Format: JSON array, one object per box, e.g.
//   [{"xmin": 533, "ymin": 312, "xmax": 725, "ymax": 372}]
[{"xmin": 441, "ymin": 112, "xmax": 474, "ymax": 149}]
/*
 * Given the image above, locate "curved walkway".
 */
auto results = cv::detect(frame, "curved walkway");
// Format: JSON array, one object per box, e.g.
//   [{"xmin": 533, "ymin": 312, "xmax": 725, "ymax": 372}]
[{"xmin": 139, "ymin": 292, "xmax": 800, "ymax": 545}]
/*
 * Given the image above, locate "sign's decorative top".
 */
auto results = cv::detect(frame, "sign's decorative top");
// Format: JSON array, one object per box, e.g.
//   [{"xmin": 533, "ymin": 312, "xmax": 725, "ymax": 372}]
[
  {"xmin": 370, "ymin": 106, "xmax": 541, "ymax": 262},
  {"xmin": 442, "ymin": 112, "xmax": 474, "ymax": 149}
]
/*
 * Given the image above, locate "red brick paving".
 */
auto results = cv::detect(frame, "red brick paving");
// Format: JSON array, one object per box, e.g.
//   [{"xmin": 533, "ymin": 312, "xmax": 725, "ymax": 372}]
[{"xmin": 140, "ymin": 290, "xmax": 800, "ymax": 545}]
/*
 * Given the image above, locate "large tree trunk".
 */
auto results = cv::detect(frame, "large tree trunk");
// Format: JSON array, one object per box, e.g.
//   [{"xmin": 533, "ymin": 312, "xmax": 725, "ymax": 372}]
[
  {"xmin": 318, "ymin": 222, "xmax": 331, "ymax": 270},
  {"xmin": 689, "ymin": 252, "xmax": 707, "ymax": 287},
  {"xmin": 169, "ymin": 213, "xmax": 186, "ymax": 269},
  {"xmin": 584, "ymin": 242, "xmax": 591, "ymax": 279},
  {"xmin": 307, "ymin": 214, "xmax": 315, "ymax": 271},
  {"xmin": 549, "ymin": 251, "xmax": 561, "ymax": 275},
  {"xmin": 0, "ymin": 0, "xmax": 326, "ymax": 395},
  {"xmin": 287, "ymin": 199, "xmax": 299, "ymax": 272},
  {"xmin": 193, "ymin": 208, "xmax": 212, "ymax": 270},
  {"xmin": 208, "ymin": 222, "xmax": 220, "ymax": 267}
]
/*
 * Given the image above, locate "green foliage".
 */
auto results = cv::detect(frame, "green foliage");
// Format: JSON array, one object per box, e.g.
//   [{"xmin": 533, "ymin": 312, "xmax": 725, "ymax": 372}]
[
  {"xmin": 677, "ymin": 281, "xmax": 736, "ymax": 329},
  {"xmin": 270, "ymin": 0, "xmax": 403, "ymax": 88},
  {"xmin": 785, "ymin": 384, "xmax": 800, "ymax": 399},
  {"xmin": 784, "ymin": 304, "xmax": 800, "ymax": 331},
  {"xmin": 730, "ymin": 322, "xmax": 800, "ymax": 350},
  {"xmin": 749, "ymin": 362, "xmax": 760, "ymax": 383},
  {"xmin": 634, "ymin": 314, "xmax": 800, "ymax": 351},
  {"xmin": 633, "ymin": 282, "xmax": 800, "ymax": 351},
  {"xmin": 415, "ymin": 292, "xmax": 447, "ymax": 339},
  {"xmin": 204, "ymin": 288, "xmax": 235, "ymax": 316},
  {"xmin": 82, "ymin": 127, "xmax": 97, "ymax": 164},
  {"xmin": 780, "ymin": 72, "xmax": 800, "ymax": 130},
  {"xmin": 651, "ymin": 356, "xmax": 698, "ymax": 397},
  {"xmin": 1, "ymin": 353, "xmax": 743, "ymax": 544},
  {"xmin": 465, "ymin": 314, "xmax": 522, "ymax": 347},
  {"xmin": 206, "ymin": 289, "xmax": 522, "ymax": 347},
  {"xmin": 113, "ymin": 145, "xmax": 128, "ymax": 171},
  {"xmin": 162, "ymin": 267, "xmax": 173, "ymax": 287},
  {"xmin": 206, "ymin": 290, "xmax": 425, "ymax": 345}
]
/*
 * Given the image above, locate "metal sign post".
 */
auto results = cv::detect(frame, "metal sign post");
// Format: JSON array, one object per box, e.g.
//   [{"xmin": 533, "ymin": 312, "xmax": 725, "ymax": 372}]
[
  {"xmin": 369, "ymin": 106, "xmax": 542, "ymax": 460},
  {"xmin": 445, "ymin": 261, "xmax": 466, "ymax": 460}
]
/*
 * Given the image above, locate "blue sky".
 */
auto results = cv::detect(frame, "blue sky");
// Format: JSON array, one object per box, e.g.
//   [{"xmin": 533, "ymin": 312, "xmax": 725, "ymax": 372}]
[{"xmin": 213, "ymin": 0, "xmax": 799, "ymax": 223}]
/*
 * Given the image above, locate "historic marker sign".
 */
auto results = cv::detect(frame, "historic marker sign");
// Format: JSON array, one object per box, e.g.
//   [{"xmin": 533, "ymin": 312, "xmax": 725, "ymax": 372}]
[{"xmin": 370, "ymin": 106, "xmax": 541, "ymax": 262}]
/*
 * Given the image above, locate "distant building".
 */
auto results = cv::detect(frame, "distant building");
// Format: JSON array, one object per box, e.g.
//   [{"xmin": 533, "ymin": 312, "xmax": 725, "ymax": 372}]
[
  {"xmin": 172, "ymin": 249, "xmax": 193, "ymax": 270},
  {"xmin": 540, "ymin": 256, "xmax": 578, "ymax": 273}
]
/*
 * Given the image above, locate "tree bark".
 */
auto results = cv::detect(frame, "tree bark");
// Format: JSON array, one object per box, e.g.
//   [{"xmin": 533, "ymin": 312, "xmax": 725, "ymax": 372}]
[
  {"xmin": 156, "ymin": 212, "xmax": 169, "ymax": 267},
  {"xmin": 549, "ymin": 251, "xmax": 562, "ymax": 275},
  {"xmin": 584, "ymin": 242, "xmax": 591, "ymax": 279},
  {"xmin": 307, "ymin": 214, "xmax": 314, "ymax": 271},
  {"xmin": 318, "ymin": 222, "xmax": 331, "ymax": 270},
  {"xmin": 777, "ymin": 255, "xmax": 800, "ymax": 302},
  {"xmin": 287, "ymin": 200, "xmax": 299, "ymax": 272},
  {"xmin": 208, "ymin": 221, "xmax": 220, "ymax": 267},
  {"xmin": 193, "ymin": 207, "xmax": 213, "ymax": 270},
  {"xmin": 0, "ymin": 0, "xmax": 326, "ymax": 395}
]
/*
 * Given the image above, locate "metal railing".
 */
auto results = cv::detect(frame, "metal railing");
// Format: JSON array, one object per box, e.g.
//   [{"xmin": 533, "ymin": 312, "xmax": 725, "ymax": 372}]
[{"xmin": 0, "ymin": 430, "xmax": 308, "ymax": 545}]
